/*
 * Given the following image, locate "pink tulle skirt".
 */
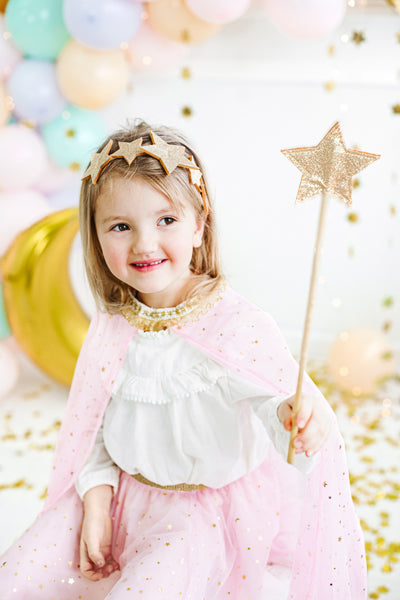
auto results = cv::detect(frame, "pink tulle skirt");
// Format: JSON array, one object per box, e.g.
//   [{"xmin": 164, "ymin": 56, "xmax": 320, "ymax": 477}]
[{"xmin": 0, "ymin": 458, "xmax": 292, "ymax": 599}]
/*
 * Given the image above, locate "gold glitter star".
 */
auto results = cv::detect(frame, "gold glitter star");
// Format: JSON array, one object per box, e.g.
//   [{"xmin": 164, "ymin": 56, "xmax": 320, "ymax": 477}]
[
  {"xmin": 187, "ymin": 156, "xmax": 202, "ymax": 188},
  {"xmin": 110, "ymin": 138, "xmax": 145, "ymax": 165},
  {"xmin": 141, "ymin": 131, "xmax": 198, "ymax": 174},
  {"xmin": 82, "ymin": 140, "xmax": 113, "ymax": 184},
  {"xmin": 351, "ymin": 30, "xmax": 366, "ymax": 45},
  {"xmin": 281, "ymin": 122, "xmax": 380, "ymax": 206},
  {"xmin": 392, "ymin": 103, "xmax": 400, "ymax": 114}
]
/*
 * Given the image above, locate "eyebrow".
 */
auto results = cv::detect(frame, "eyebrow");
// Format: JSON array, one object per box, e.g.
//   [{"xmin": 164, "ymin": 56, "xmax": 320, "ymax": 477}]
[{"xmin": 100, "ymin": 206, "xmax": 177, "ymax": 225}]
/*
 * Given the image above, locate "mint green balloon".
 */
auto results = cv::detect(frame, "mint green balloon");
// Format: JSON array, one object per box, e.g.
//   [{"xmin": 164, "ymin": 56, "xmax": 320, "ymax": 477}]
[
  {"xmin": 5, "ymin": 0, "xmax": 70, "ymax": 60},
  {"xmin": 0, "ymin": 285, "xmax": 11, "ymax": 339},
  {"xmin": 42, "ymin": 105, "xmax": 108, "ymax": 172}
]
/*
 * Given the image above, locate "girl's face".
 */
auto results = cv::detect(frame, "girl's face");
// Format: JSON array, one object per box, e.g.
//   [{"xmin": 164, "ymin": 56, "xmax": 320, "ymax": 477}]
[{"xmin": 95, "ymin": 176, "xmax": 205, "ymax": 308}]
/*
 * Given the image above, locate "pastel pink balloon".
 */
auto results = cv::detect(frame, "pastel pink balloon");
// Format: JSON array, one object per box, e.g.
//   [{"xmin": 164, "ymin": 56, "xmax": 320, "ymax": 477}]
[
  {"xmin": 34, "ymin": 159, "xmax": 73, "ymax": 194},
  {"xmin": 127, "ymin": 22, "xmax": 187, "ymax": 72},
  {"xmin": 0, "ymin": 125, "xmax": 48, "ymax": 190},
  {"xmin": 0, "ymin": 15, "xmax": 22, "ymax": 81},
  {"xmin": 263, "ymin": 0, "xmax": 346, "ymax": 40},
  {"xmin": 0, "ymin": 340, "xmax": 20, "ymax": 397},
  {"xmin": 0, "ymin": 189, "xmax": 50, "ymax": 254},
  {"xmin": 186, "ymin": 0, "xmax": 251, "ymax": 24}
]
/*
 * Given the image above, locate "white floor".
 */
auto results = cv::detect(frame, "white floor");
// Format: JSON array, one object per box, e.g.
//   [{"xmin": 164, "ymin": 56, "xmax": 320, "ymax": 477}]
[{"xmin": 0, "ymin": 353, "xmax": 399, "ymax": 599}]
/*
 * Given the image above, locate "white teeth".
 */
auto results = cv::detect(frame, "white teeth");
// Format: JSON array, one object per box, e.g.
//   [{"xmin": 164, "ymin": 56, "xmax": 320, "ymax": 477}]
[{"xmin": 135, "ymin": 260, "xmax": 164, "ymax": 266}]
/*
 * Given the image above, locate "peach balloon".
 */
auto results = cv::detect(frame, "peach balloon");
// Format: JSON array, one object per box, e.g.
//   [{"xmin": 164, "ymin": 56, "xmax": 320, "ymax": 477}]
[
  {"xmin": 0, "ymin": 81, "xmax": 10, "ymax": 127},
  {"xmin": 147, "ymin": 0, "xmax": 220, "ymax": 44},
  {"xmin": 327, "ymin": 329, "xmax": 397, "ymax": 396},
  {"xmin": 56, "ymin": 39, "xmax": 129, "ymax": 109}
]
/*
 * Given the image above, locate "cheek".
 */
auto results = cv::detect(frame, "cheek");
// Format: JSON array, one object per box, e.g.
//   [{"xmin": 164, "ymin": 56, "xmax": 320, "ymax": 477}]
[{"xmin": 100, "ymin": 239, "xmax": 126, "ymax": 271}]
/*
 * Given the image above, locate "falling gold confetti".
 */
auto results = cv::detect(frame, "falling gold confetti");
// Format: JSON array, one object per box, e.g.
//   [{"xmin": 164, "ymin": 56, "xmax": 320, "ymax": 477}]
[
  {"xmin": 382, "ymin": 321, "xmax": 392, "ymax": 332},
  {"xmin": 181, "ymin": 106, "xmax": 193, "ymax": 117},
  {"xmin": 391, "ymin": 104, "xmax": 400, "ymax": 114},
  {"xmin": 352, "ymin": 178, "xmax": 360, "ymax": 188},
  {"xmin": 389, "ymin": 204, "xmax": 396, "ymax": 216},
  {"xmin": 324, "ymin": 81, "xmax": 336, "ymax": 92},
  {"xmin": 351, "ymin": 30, "xmax": 366, "ymax": 45},
  {"xmin": 382, "ymin": 297, "xmax": 394, "ymax": 308},
  {"xmin": 181, "ymin": 67, "xmax": 191, "ymax": 79},
  {"xmin": 327, "ymin": 45, "xmax": 335, "ymax": 56},
  {"xmin": 347, "ymin": 212, "xmax": 359, "ymax": 223}
]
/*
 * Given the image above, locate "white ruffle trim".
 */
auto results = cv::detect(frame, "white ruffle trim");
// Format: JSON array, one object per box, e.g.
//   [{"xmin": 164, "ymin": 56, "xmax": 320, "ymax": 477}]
[{"xmin": 112, "ymin": 358, "xmax": 228, "ymax": 404}]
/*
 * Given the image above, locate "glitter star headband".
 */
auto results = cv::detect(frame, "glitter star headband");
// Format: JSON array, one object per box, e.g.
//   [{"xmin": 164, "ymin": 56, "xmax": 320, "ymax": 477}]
[{"xmin": 81, "ymin": 131, "xmax": 210, "ymax": 216}]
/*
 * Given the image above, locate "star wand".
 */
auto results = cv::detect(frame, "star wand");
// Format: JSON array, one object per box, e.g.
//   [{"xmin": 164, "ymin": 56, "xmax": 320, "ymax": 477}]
[{"xmin": 281, "ymin": 122, "xmax": 380, "ymax": 464}]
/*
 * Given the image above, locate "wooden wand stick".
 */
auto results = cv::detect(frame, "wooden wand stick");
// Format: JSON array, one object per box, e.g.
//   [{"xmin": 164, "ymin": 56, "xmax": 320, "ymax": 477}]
[{"xmin": 287, "ymin": 191, "xmax": 328, "ymax": 464}]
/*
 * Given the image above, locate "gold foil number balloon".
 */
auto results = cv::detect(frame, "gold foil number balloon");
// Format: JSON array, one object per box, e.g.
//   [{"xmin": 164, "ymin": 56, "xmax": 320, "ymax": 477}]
[{"xmin": 0, "ymin": 208, "xmax": 90, "ymax": 386}]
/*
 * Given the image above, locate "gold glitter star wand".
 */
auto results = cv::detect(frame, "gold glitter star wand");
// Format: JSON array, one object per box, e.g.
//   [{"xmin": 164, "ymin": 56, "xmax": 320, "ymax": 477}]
[{"xmin": 281, "ymin": 122, "xmax": 380, "ymax": 464}]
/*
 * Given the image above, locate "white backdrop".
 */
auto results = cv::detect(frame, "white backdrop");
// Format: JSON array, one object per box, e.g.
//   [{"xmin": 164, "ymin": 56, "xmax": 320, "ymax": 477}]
[{"xmin": 94, "ymin": 4, "xmax": 399, "ymax": 359}]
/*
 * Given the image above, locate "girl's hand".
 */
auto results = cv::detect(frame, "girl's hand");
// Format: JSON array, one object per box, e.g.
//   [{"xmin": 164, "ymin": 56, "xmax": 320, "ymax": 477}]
[
  {"xmin": 80, "ymin": 485, "xmax": 120, "ymax": 581},
  {"xmin": 277, "ymin": 393, "xmax": 333, "ymax": 457}
]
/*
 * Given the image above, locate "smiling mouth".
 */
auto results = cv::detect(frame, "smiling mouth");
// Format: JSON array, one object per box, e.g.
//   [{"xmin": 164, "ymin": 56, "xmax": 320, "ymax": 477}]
[{"xmin": 131, "ymin": 259, "xmax": 167, "ymax": 271}]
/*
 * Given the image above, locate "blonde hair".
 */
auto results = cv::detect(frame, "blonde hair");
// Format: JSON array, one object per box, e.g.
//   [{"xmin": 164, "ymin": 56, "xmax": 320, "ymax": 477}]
[{"xmin": 79, "ymin": 119, "xmax": 224, "ymax": 312}]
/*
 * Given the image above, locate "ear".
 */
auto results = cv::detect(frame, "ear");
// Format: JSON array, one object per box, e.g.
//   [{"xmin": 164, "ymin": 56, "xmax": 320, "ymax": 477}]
[{"xmin": 193, "ymin": 217, "xmax": 205, "ymax": 248}]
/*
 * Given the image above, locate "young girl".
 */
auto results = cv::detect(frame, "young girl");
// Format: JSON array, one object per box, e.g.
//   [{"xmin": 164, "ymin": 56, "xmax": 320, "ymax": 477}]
[{"xmin": 0, "ymin": 121, "xmax": 367, "ymax": 599}]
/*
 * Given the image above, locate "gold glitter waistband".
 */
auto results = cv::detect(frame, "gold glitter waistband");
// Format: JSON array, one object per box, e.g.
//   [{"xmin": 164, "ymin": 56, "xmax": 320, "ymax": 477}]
[{"xmin": 131, "ymin": 473, "xmax": 208, "ymax": 492}]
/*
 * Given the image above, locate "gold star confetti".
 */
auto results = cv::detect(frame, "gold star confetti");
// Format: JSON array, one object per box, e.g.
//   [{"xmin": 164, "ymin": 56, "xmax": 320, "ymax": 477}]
[
  {"xmin": 181, "ymin": 67, "xmax": 191, "ymax": 79},
  {"xmin": 281, "ymin": 122, "xmax": 380, "ymax": 206},
  {"xmin": 181, "ymin": 106, "xmax": 193, "ymax": 117},
  {"xmin": 81, "ymin": 140, "xmax": 114, "ymax": 183},
  {"xmin": 382, "ymin": 321, "xmax": 392, "ymax": 332},
  {"xmin": 353, "ymin": 178, "xmax": 360, "ymax": 188},
  {"xmin": 327, "ymin": 45, "xmax": 335, "ymax": 56},
  {"xmin": 391, "ymin": 104, "xmax": 400, "ymax": 114},
  {"xmin": 382, "ymin": 297, "xmax": 394, "ymax": 308},
  {"xmin": 347, "ymin": 212, "xmax": 359, "ymax": 223},
  {"xmin": 141, "ymin": 131, "xmax": 197, "ymax": 174},
  {"xmin": 389, "ymin": 204, "xmax": 396, "ymax": 216},
  {"xmin": 351, "ymin": 30, "xmax": 366, "ymax": 45},
  {"xmin": 324, "ymin": 81, "xmax": 336, "ymax": 92},
  {"xmin": 110, "ymin": 138, "xmax": 145, "ymax": 165}
]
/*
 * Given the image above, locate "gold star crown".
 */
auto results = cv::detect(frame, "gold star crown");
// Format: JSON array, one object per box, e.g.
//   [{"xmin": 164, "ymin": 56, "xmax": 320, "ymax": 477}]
[{"xmin": 82, "ymin": 131, "xmax": 210, "ymax": 216}]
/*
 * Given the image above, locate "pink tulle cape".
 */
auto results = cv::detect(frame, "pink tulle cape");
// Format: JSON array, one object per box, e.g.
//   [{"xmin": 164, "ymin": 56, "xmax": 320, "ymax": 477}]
[{"xmin": 41, "ymin": 286, "xmax": 366, "ymax": 599}]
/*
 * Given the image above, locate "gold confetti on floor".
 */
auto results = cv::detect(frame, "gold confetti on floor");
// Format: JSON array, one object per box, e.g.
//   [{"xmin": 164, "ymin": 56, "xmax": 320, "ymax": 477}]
[{"xmin": 309, "ymin": 362, "xmax": 400, "ymax": 598}]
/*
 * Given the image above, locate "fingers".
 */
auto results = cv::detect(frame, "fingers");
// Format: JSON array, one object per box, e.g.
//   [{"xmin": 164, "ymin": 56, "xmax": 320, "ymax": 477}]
[
  {"xmin": 80, "ymin": 541, "xmax": 119, "ymax": 581},
  {"xmin": 294, "ymin": 407, "xmax": 333, "ymax": 457},
  {"xmin": 80, "ymin": 541, "xmax": 104, "ymax": 581}
]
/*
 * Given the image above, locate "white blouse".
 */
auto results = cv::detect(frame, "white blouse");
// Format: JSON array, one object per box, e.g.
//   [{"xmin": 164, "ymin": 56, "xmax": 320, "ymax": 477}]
[{"xmin": 75, "ymin": 328, "xmax": 318, "ymax": 500}]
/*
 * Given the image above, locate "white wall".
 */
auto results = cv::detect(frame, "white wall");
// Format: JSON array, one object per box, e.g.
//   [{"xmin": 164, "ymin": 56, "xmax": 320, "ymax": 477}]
[{"xmin": 98, "ymin": 4, "xmax": 400, "ymax": 359}]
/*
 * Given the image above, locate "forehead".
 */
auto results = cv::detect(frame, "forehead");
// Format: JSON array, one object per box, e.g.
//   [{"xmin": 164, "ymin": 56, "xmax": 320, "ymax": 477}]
[{"xmin": 95, "ymin": 176, "xmax": 187, "ymax": 215}]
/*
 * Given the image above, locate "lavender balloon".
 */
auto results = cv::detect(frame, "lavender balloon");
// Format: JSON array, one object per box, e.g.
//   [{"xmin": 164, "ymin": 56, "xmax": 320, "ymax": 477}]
[
  {"xmin": 63, "ymin": 0, "xmax": 142, "ymax": 50},
  {"xmin": 7, "ymin": 59, "xmax": 66, "ymax": 124}
]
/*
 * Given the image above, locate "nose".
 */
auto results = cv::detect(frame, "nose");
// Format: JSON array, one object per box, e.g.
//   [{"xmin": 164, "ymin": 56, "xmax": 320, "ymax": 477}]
[{"xmin": 131, "ymin": 226, "xmax": 158, "ymax": 256}]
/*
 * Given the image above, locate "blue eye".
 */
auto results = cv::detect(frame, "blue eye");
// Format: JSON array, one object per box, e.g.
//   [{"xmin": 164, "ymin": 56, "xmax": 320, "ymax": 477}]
[
  {"xmin": 112, "ymin": 223, "xmax": 129, "ymax": 232},
  {"xmin": 159, "ymin": 217, "xmax": 176, "ymax": 226}
]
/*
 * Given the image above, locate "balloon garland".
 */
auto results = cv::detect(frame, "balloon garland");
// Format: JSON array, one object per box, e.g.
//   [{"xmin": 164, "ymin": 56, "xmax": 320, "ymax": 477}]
[{"xmin": 0, "ymin": 0, "xmax": 349, "ymax": 386}]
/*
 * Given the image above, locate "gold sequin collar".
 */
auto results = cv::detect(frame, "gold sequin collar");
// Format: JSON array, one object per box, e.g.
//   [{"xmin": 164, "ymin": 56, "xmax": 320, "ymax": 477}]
[{"xmin": 121, "ymin": 280, "xmax": 226, "ymax": 332}]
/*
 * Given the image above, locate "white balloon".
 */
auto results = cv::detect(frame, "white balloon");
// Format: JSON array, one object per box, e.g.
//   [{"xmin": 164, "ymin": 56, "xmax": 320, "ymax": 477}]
[
  {"xmin": 0, "ymin": 190, "xmax": 51, "ymax": 255},
  {"xmin": 0, "ymin": 341, "xmax": 20, "ymax": 397}
]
